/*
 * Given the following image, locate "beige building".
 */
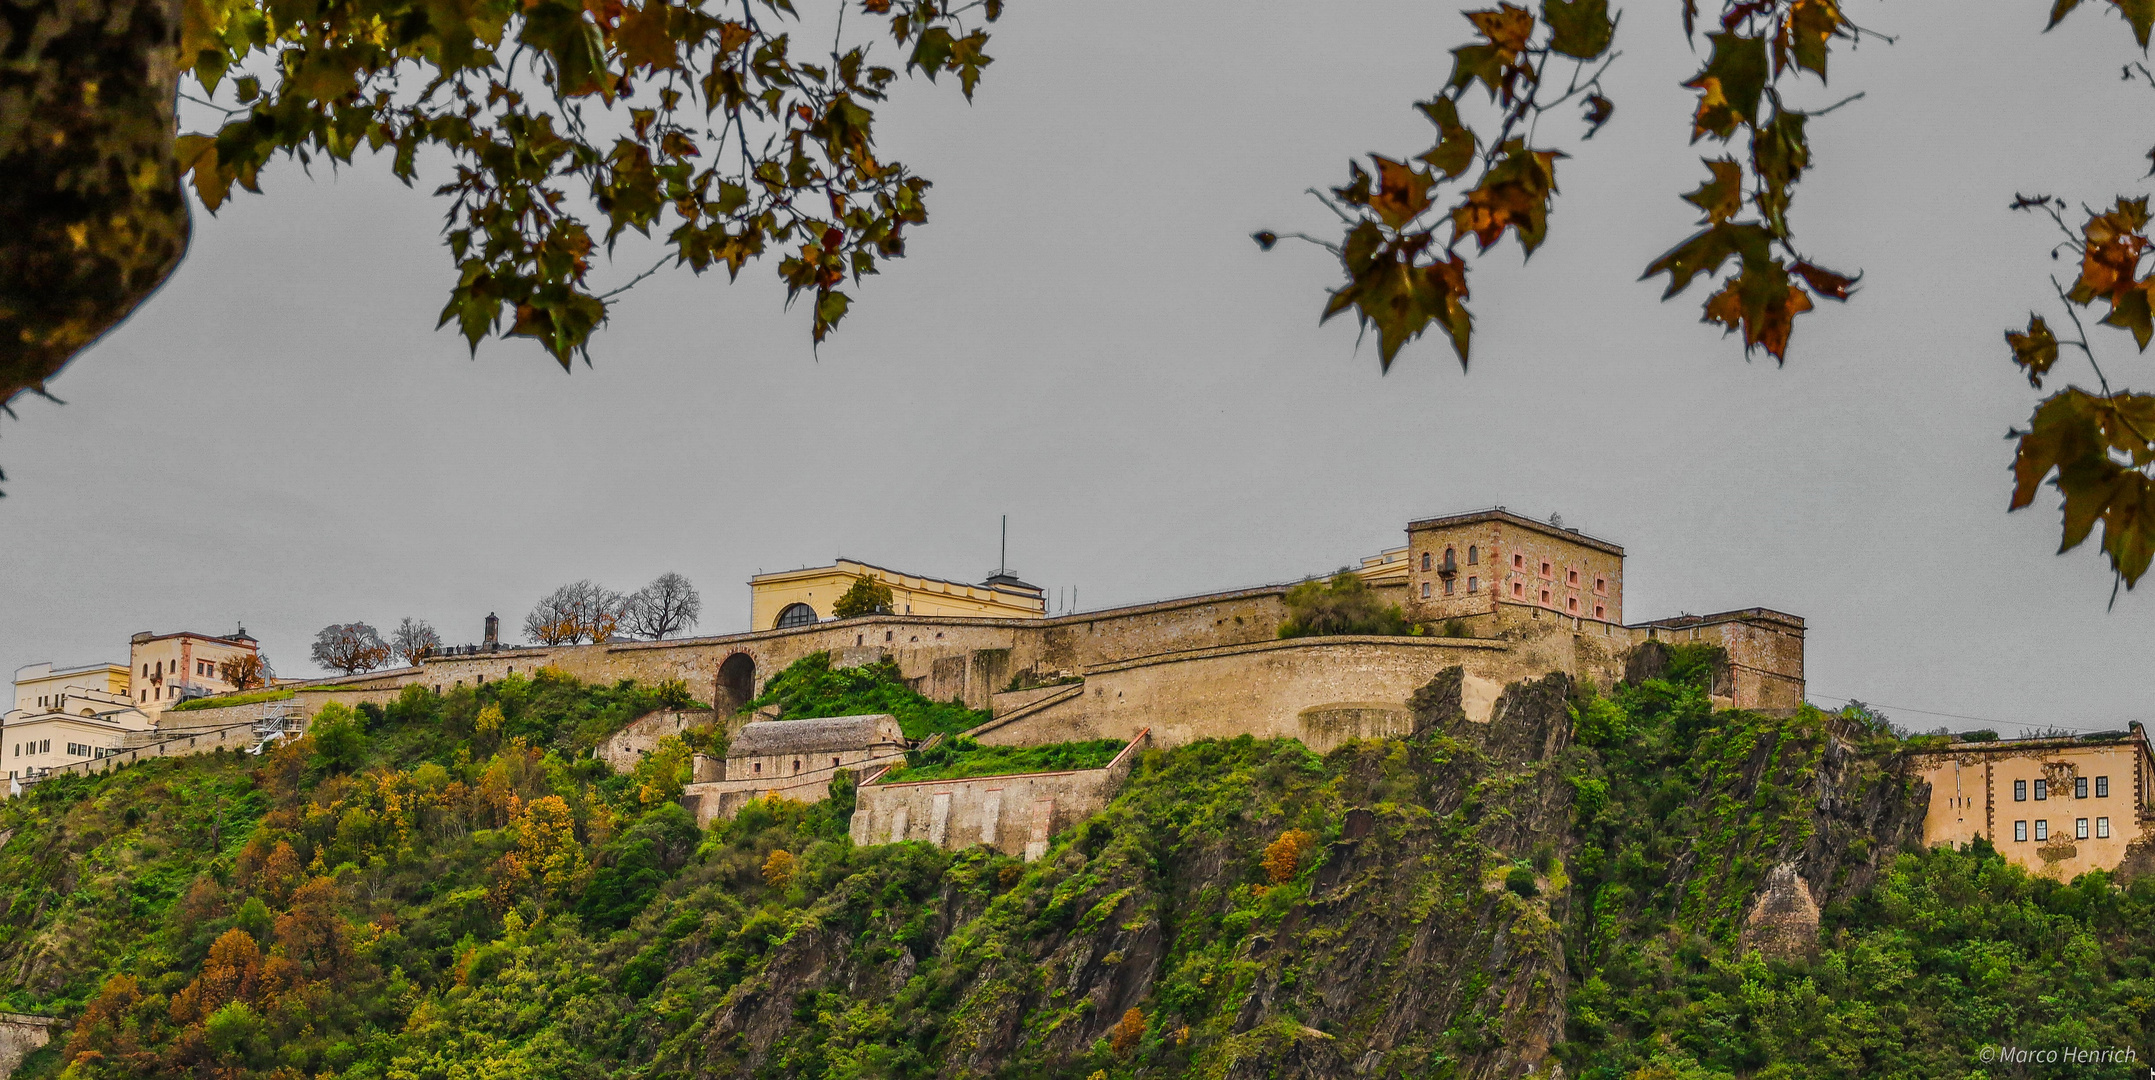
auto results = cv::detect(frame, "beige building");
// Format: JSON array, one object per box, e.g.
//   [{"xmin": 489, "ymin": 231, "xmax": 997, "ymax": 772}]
[
  {"xmin": 12, "ymin": 661, "xmax": 131, "ymax": 714},
  {"xmin": 681, "ymin": 713, "xmax": 909, "ymax": 826},
  {"xmin": 5, "ymin": 664, "xmax": 155, "ymax": 784},
  {"xmin": 749, "ymin": 560, "xmax": 1046, "ymax": 631},
  {"xmin": 127, "ymin": 628, "xmax": 260, "ymax": 715},
  {"xmin": 1402, "ymin": 508, "xmax": 1624, "ymax": 626},
  {"xmin": 1913, "ymin": 725, "xmax": 2155, "ymax": 879}
]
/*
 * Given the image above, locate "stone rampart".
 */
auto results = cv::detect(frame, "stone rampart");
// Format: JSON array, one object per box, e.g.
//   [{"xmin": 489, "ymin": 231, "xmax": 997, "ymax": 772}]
[
  {"xmin": 969, "ymin": 637, "xmax": 1525, "ymax": 750},
  {"xmin": 597, "ymin": 709, "xmax": 720, "ymax": 772},
  {"xmin": 850, "ymin": 732, "xmax": 1150, "ymax": 859},
  {"xmin": 2, "ymin": 718, "xmax": 270, "ymax": 799},
  {"xmin": 0, "ymin": 1013, "xmax": 62, "ymax": 1080}
]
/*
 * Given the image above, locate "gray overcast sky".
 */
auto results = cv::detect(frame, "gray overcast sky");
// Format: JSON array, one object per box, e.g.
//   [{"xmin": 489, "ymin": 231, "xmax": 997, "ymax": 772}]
[{"xmin": 3, "ymin": 0, "xmax": 2149, "ymax": 733}]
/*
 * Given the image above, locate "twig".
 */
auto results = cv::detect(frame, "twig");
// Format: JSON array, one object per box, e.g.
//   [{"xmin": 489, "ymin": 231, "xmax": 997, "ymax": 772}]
[
  {"xmin": 2048, "ymin": 274, "xmax": 2113, "ymax": 396},
  {"xmin": 598, "ymin": 254, "xmax": 673, "ymax": 299},
  {"xmin": 1801, "ymin": 91, "xmax": 1865, "ymax": 117}
]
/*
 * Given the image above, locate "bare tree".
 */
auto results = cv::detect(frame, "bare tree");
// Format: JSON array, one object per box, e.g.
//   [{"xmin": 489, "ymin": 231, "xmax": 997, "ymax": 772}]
[
  {"xmin": 524, "ymin": 581, "xmax": 628, "ymax": 645},
  {"xmin": 391, "ymin": 617, "xmax": 442, "ymax": 667},
  {"xmin": 625, "ymin": 573, "xmax": 703, "ymax": 640},
  {"xmin": 311, "ymin": 623, "xmax": 392, "ymax": 675}
]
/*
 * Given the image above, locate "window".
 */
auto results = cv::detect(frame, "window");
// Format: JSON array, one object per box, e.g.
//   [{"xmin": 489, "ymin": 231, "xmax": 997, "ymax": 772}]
[
  {"xmin": 1444, "ymin": 578, "xmax": 1455, "ymax": 595},
  {"xmin": 1594, "ymin": 576, "xmax": 1607, "ymax": 594},
  {"xmin": 2015, "ymin": 780, "xmax": 2027, "ymax": 801},
  {"xmin": 2097, "ymin": 776, "xmax": 2110, "ymax": 797},
  {"xmin": 2075, "ymin": 777, "xmax": 2088, "ymax": 798},
  {"xmin": 1443, "ymin": 547, "xmax": 1457, "ymax": 571},
  {"xmin": 2015, "ymin": 820, "xmax": 2028, "ymax": 841},
  {"xmin": 1513, "ymin": 581, "xmax": 1524, "ymax": 598},
  {"xmin": 775, "ymin": 603, "xmax": 819, "ymax": 629},
  {"xmin": 753, "ymin": 762, "xmax": 762, "ymax": 774},
  {"xmin": 2097, "ymin": 816, "xmax": 2111, "ymax": 838},
  {"xmin": 1468, "ymin": 576, "xmax": 1479, "ymax": 592},
  {"xmin": 1513, "ymin": 553, "xmax": 1525, "ymax": 569},
  {"xmin": 1540, "ymin": 560, "xmax": 1552, "ymax": 578},
  {"xmin": 1594, "ymin": 604, "xmax": 1606, "ymax": 619},
  {"xmin": 1421, "ymin": 552, "xmax": 1432, "ymax": 571},
  {"xmin": 1467, "ymin": 545, "xmax": 1479, "ymax": 564},
  {"xmin": 1540, "ymin": 589, "xmax": 1552, "ymax": 605},
  {"xmin": 2036, "ymin": 819, "xmax": 2049, "ymax": 840},
  {"xmin": 793, "ymin": 760, "xmax": 802, "ymax": 773},
  {"xmin": 2035, "ymin": 779, "xmax": 2048, "ymax": 800},
  {"xmin": 1422, "ymin": 582, "xmax": 1432, "ymax": 598},
  {"xmin": 1567, "ymin": 597, "xmax": 1578, "ymax": 612},
  {"xmin": 1567, "ymin": 569, "xmax": 1579, "ymax": 586},
  {"xmin": 833, "ymin": 757, "xmax": 842, "ymax": 769},
  {"xmin": 2076, "ymin": 818, "xmax": 2090, "ymax": 840}
]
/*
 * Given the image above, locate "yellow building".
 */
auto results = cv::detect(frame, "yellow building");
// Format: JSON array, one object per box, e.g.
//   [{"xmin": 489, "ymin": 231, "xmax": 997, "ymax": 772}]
[
  {"xmin": 1912, "ymin": 725, "xmax": 2155, "ymax": 879},
  {"xmin": 749, "ymin": 560, "xmax": 1046, "ymax": 630},
  {"xmin": 6, "ymin": 663, "xmax": 153, "ymax": 784},
  {"xmin": 128, "ymin": 628, "xmax": 261, "ymax": 716},
  {"xmin": 12, "ymin": 661, "xmax": 131, "ymax": 714}
]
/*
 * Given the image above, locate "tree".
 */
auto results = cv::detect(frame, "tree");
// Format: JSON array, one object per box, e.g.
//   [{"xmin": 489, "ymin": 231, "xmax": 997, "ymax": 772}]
[
  {"xmin": 831, "ymin": 574, "xmax": 895, "ymax": 619},
  {"xmin": 217, "ymin": 653, "xmax": 272, "ymax": 690},
  {"xmin": 1258, "ymin": 0, "xmax": 2155, "ymax": 594},
  {"xmin": 390, "ymin": 617, "xmax": 443, "ymax": 666},
  {"xmin": 624, "ymin": 573, "xmax": 702, "ymax": 639},
  {"xmin": 311, "ymin": 623, "xmax": 391, "ymax": 674},
  {"xmin": 2, "ymin": 0, "xmax": 1006, "ymax": 424},
  {"xmin": 524, "ymin": 580, "xmax": 627, "ymax": 645},
  {"xmin": 1277, "ymin": 571, "xmax": 1408, "ymax": 638}
]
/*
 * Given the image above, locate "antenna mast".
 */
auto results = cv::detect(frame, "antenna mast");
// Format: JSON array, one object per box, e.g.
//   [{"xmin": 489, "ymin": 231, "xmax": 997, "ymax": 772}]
[{"xmin": 1000, "ymin": 515, "xmax": 1007, "ymax": 576}]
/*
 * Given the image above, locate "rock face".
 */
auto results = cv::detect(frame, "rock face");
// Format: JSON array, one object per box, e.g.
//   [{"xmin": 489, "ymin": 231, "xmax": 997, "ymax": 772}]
[
  {"xmin": 0, "ymin": 1014, "xmax": 60, "ymax": 1080},
  {"xmin": 1739, "ymin": 863, "xmax": 1822, "ymax": 960},
  {"xmin": 596, "ymin": 709, "xmax": 721, "ymax": 772}
]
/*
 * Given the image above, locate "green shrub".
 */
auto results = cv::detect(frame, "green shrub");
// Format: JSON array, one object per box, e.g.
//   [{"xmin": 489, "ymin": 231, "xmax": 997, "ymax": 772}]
[
  {"xmin": 1503, "ymin": 865, "xmax": 1538, "ymax": 897},
  {"xmin": 743, "ymin": 652, "xmax": 988, "ymax": 740},
  {"xmin": 832, "ymin": 575, "xmax": 895, "ymax": 619},
  {"xmin": 169, "ymin": 687, "xmax": 296, "ymax": 712},
  {"xmin": 1277, "ymin": 571, "xmax": 1408, "ymax": 638},
  {"xmin": 881, "ymin": 736, "xmax": 1127, "ymax": 782}
]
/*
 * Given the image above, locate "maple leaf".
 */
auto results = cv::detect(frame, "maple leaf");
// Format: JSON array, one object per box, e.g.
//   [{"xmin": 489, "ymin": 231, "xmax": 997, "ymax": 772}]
[
  {"xmin": 1581, "ymin": 93, "xmax": 1615, "ymax": 138},
  {"xmin": 1682, "ymin": 158, "xmax": 1744, "ymax": 224},
  {"xmin": 1368, "ymin": 156, "xmax": 1436, "ymax": 228},
  {"xmin": 1701, "ymin": 258, "xmax": 1813, "ymax": 361},
  {"xmin": 1543, "ymin": 0, "xmax": 1614, "ymax": 59},
  {"xmin": 1467, "ymin": 3, "xmax": 1537, "ymax": 59},
  {"xmin": 1750, "ymin": 108, "xmax": 1809, "ymax": 236},
  {"xmin": 2007, "ymin": 314, "xmax": 2060, "ymax": 389},
  {"xmin": 1776, "ymin": 0, "xmax": 1846, "ymax": 80},
  {"xmin": 1684, "ymin": 32, "xmax": 1768, "ymax": 141},
  {"xmin": 611, "ymin": 1, "xmax": 678, "ymax": 72},
  {"xmin": 1415, "ymin": 97, "xmax": 1479, "ymax": 179},
  {"xmin": 1450, "ymin": 139, "xmax": 1562, "ymax": 254},
  {"xmin": 1641, "ymin": 220, "xmax": 1772, "ymax": 298},
  {"xmin": 2011, "ymin": 389, "xmax": 2155, "ymax": 585},
  {"xmin": 1790, "ymin": 260, "xmax": 1855, "ymax": 300}
]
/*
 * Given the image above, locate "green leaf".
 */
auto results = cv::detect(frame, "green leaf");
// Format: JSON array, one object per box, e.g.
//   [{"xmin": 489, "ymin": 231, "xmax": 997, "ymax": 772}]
[
  {"xmin": 2102, "ymin": 286, "xmax": 2155, "ymax": 350},
  {"xmin": 908, "ymin": 26, "xmax": 954, "ymax": 79},
  {"xmin": 2047, "ymin": 0, "xmax": 2082, "ymax": 26},
  {"xmin": 1684, "ymin": 33, "xmax": 1768, "ymax": 140},
  {"xmin": 1543, "ymin": 0, "xmax": 1614, "ymax": 59},
  {"xmin": 1414, "ymin": 98, "xmax": 1479, "ymax": 179},
  {"xmin": 1682, "ymin": 158, "xmax": 1743, "ymax": 224},
  {"xmin": 2123, "ymin": 0, "xmax": 2155, "ymax": 46},
  {"xmin": 1447, "ymin": 43, "xmax": 1505, "ymax": 97},
  {"xmin": 1641, "ymin": 222, "xmax": 1771, "ymax": 298}
]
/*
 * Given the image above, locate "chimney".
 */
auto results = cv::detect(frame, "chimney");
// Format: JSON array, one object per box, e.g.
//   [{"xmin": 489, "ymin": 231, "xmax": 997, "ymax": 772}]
[{"xmin": 484, "ymin": 613, "xmax": 499, "ymax": 649}]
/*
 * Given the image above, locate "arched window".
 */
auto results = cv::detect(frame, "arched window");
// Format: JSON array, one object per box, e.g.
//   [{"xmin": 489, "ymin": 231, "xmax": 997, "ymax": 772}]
[
  {"xmin": 1442, "ymin": 547, "xmax": 1456, "ymax": 572},
  {"xmin": 1421, "ymin": 552, "xmax": 1432, "ymax": 571},
  {"xmin": 775, "ymin": 603, "xmax": 819, "ymax": 629},
  {"xmin": 1467, "ymin": 545, "xmax": 1478, "ymax": 564}
]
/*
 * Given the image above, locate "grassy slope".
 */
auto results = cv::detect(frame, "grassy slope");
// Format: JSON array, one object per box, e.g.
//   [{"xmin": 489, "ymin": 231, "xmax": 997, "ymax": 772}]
[
  {"xmin": 5, "ymin": 660, "xmax": 2151, "ymax": 1080},
  {"xmin": 879, "ymin": 737, "xmax": 1128, "ymax": 783}
]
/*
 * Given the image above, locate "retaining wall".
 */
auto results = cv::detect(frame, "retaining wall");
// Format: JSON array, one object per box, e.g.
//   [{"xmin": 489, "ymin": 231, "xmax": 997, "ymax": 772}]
[
  {"xmin": 0, "ymin": 1013, "xmax": 62, "ymax": 1080},
  {"xmin": 850, "ymin": 732, "xmax": 1151, "ymax": 860}
]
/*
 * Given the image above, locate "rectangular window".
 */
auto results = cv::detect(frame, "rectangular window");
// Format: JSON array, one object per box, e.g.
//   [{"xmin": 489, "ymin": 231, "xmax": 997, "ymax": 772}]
[
  {"xmin": 1540, "ymin": 560, "xmax": 1553, "ymax": 578},
  {"xmin": 1422, "ymin": 582, "xmax": 1432, "ymax": 598},
  {"xmin": 2096, "ymin": 776, "xmax": 2109, "ymax": 797},
  {"xmin": 1513, "ymin": 553, "xmax": 1525, "ymax": 569},
  {"xmin": 1594, "ymin": 604, "xmax": 1606, "ymax": 618},
  {"xmin": 2035, "ymin": 779, "xmax": 2048, "ymax": 800},
  {"xmin": 1540, "ymin": 589, "xmax": 1552, "ymax": 604},
  {"xmin": 1566, "ymin": 597, "xmax": 1578, "ymax": 612},
  {"xmin": 2036, "ymin": 820, "xmax": 2049, "ymax": 840},
  {"xmin": 1468, "ymin": 576, "xmax": 1479, "ymax": 593},
  {"xmin": 1595, "ymin": 576, "xmax": 1607, "ymax": 594},
  {"xmin": 2076, "ymin": 818, "xmax": 2090, "ymax": 840},
  {"xmin": 39, "ymin": 740, "xmax": 48, "ymax": 754},
  {"xmin": 2098, "ymin": 816, "xmax": 2111, "ymax": 838},
  {"xmin": 1513, "ymin": 581, "xmax": 1524, "ymax": 598},
  {"xmin": 1443, "ymin": 578, "xmax": 1455, "ymax": 595},
  {"xmin": 2015, "ymin": 820, "xmax": 2028, "ymax": 841},
  {"xmin": 2076, "ymin": 777, "xmax": 2089, "ymax": 799}
]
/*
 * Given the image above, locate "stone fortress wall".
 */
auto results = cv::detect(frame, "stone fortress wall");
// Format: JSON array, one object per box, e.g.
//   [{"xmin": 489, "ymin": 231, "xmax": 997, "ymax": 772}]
[{"xmin": 850, "ymin": 733, "xmax": 1152, "ymax": 860}]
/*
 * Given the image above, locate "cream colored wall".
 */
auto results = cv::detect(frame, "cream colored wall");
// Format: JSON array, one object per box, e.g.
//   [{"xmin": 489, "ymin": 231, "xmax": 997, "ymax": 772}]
[
  {"xmin": 750, "ymin": 561, "xmax": 1044, "ymax": 630},
  {"xmin": 128, "ymin": 636, "xmax": 257, "ymax": 715},
  {"xmin": 3, "ymin": 714, "xmax": 138, "ymax": 778},
  {"xmin": 1914, "ymin": 739, "xmax": 2154, "ymax": 880},
  {"xmin": 13, "ymin": 664, "xmax": 130, "ymax": 712}
]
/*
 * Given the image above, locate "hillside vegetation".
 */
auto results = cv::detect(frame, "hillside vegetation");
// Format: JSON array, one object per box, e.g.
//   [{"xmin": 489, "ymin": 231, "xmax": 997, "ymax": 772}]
[{"xmin": 1, "ymin": 659, "xmax": 2150, "ymax": 1079}]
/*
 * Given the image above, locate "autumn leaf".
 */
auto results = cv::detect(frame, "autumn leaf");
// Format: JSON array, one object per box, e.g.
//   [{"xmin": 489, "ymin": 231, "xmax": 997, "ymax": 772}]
[
  {"xmin": 1641, "ymin": 220, "xmax": 1772, "ymax": 298},
  {"xmin": 1543, "ymin": 0, "xmax": 1614, "ymax": 59},
  {"xmin": 1450, "ymin": 139, "xmax": 1562, "ymax": 254},
  {"xmin": 1682, "ymin": 158, "xmax": 1744, "ymax": 224},
  {"xmin": 1750, "ymin": 108, "xmax": 1809, "ymax": 236},
  {"xmin": 1369, "ymin": 156, "xmax": 1435, "ymax": 228},
  {"xmin": 2011, "ymin": 389, "xmax": 2155, "ymax": 585},
  {"xmin": 2007, "ymin": 314, "xmax": 2060, "ymax": 388},
  {"xmin": 1415, "ymin": 97, "xmax": 1479, "ymax": 179},
  {"xmin": 1581, "ymin": 93, "xmax": 1615, "ymax": 137},
  {"xmin": 1777, "ymin": 0, "xmax": 1847, "ymax": 80},
  {"xmin": 612, "ymin": 1, "xmax": 678, "ymax": 71},
  {"xmin": 1790, "ymin": 260, "xmax": 1855, "ymax": 300},
  {"xmin": 1684, "ymin": 32, "xmax": 1768, "ymax": 141},
  {"xmin": 1467, "ymin": 3, "xmax": 1537, "ymax": 58},
  {"xmin": 1701, "ymin": 258, "xmax": 1813, "ymax": 361}
]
